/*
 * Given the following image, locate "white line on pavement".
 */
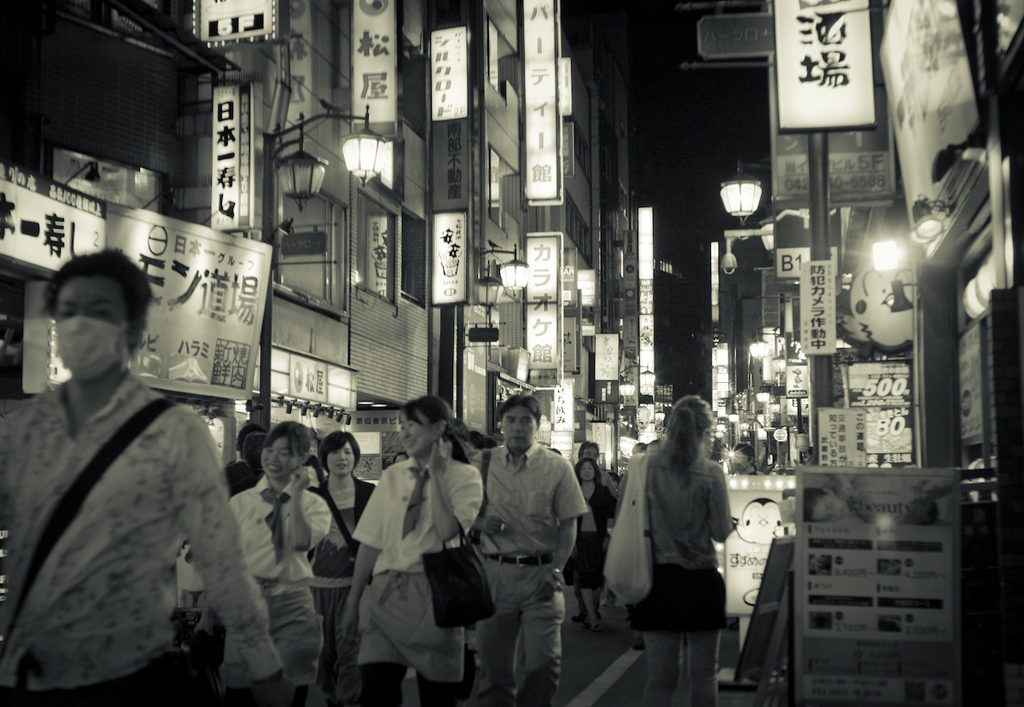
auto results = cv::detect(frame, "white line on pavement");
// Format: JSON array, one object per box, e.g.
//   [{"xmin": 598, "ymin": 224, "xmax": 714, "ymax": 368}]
[{"xmin": 563, "ymin": 648, "xmax": 644, "ymax": 707}]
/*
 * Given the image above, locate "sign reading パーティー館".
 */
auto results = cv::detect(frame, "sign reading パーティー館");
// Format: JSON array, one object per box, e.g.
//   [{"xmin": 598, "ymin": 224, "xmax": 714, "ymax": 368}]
[
  {"xmin": 774, "ymin": 0, "xmax": 875, "ymax": 132},
  {"xmin": 0, "ymin": 160, "xmax": 105, "ymax": 271},
  {"xmin": 523, "ymin": 0, "xmax": 562, "ymax": 205},
  {"xmin": 104, "ymin": 206, "xmax": 272, "ymax": 399},
  {"xmin": 795, "ymin": 466, "xmax": 959, "ymax": 707},
  {"xmin": 526, "ymin": 232, "xmax": 563, "ymax": 387},
  {"xmin": 353, "ymin": 0, "xmax": 397, "ymax": 125}
]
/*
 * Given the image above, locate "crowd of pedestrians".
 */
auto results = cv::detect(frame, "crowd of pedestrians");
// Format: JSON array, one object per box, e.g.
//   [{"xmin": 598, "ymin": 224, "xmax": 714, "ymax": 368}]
[{"xmin": 0, "ymin": 250, "xmax": 730, "ymax": 707}]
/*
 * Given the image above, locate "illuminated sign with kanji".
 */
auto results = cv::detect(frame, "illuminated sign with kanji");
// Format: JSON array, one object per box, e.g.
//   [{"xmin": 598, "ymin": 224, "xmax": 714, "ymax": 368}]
[
  {"xmin": 775, "ymin": 0, "xmax": 874, "ymax": 131},
  {"xmin": 595, "ymin": 334, "xmax": 618, "ymax": 381},
  {"xmin": 523, "ymin": 0, "xmax": 562, "ymax": 204},
  {"xmin": 526, "ymin": 232, "xmax": 563, "ymax": 386},
  {"xmin": 196, "ymin": 0, "xmax": 278, "ymax": 45},
  {"xmin": 431, "ymin": 27, "xmax": 468, "ymax": 121},
  {"xmin": 0, "ymin": 160, "xmax": 104, "ymax": 271},
  {"xmin": 104, "ymin": 206, "xmax": 272, "ymax": 399},
  {"xmin": 353, "ymin": 0, "xmax": 397, "ymax": 125},
  {"xmin": 432, "ymin": 212, "xmax": 467, "ymax": 304},
  {"xmin": 211, "ymin": 85, "xmax": 253, "ymax": 231},
  {"xmin": 553, "ymin": 383, "xmax": 573, "ymax": 432},
  {"xmin": 799, "ymin": 259, "xmax": 836, "ymax": 354}
]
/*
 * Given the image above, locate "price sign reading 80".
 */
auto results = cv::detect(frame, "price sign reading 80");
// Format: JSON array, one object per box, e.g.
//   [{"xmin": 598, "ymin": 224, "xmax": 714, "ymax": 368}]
[{"xmin": 875, "ymin": 412, "xmax": 907, "ymax": 438}]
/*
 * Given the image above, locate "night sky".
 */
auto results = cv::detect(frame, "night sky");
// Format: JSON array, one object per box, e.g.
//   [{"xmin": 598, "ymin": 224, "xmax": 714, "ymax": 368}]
[{"xmin": 563, "ymin": 0, "xmax": 773, "ymax": 397}]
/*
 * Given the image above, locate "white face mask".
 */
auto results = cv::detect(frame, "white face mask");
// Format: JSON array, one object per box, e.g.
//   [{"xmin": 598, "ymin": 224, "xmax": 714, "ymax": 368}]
[{"xmin": 55, "ymin": 316, "xmax": 129, "ymax": 380}]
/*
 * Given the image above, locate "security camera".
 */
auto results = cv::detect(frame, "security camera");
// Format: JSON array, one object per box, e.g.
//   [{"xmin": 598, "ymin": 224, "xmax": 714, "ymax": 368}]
[{"xmin": 721, "ymin": 252, "xmax": 738, "ymax": 275}]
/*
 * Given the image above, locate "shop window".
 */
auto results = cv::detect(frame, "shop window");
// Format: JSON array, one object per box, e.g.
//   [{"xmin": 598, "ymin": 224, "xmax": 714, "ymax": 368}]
[
  {"xmin": 277, "ymin": 198, "xmax": 348, "ymax": 311},
  {"xmin": 489, "ymin": 149, "xmax": 518, "ymax": 230},
  {"xmin": 402, "ymin": 215, "xmax": 426, "ymax": 304},
  {"xmin": 358, "ymin": 196, "xmax": 395, "ymax": 301},
  {"xmin": 52, "ymin": 148, "xmax": 161, "ymax": 211}
]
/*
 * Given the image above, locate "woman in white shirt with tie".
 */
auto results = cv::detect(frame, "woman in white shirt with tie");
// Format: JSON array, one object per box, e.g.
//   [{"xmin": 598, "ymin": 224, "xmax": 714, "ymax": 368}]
[{"xmin": 340, "ymin": 396, "xmax": 483, "ymax": 707}]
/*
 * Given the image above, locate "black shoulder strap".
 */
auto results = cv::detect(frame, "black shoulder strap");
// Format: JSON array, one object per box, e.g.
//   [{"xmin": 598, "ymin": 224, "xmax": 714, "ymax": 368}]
[
  {"xmin": 315, "ymin": 485, "xmax": 360, "ymax": 554},
  {"xmin": 7, "ymin": 397, "xmax": 173, "ymax": 643},
  {"xmin": 478, "ymin": 449, "xmax": 491, "ymax": 516}
]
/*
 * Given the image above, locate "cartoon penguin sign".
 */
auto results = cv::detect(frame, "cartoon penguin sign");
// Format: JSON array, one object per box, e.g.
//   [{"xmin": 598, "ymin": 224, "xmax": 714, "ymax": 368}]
[
  {"xmin": 837, "ymin": 267, "xmax": 915, "ymax": 356},
  {"xmin": 735, "ymin": 497, "xmax": 785, "ymax": 546}
]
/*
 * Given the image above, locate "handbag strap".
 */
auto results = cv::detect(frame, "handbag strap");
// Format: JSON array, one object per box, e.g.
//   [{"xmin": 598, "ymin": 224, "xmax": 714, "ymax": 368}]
[
  {"xmin": 478, "ymin": 449, "xmax": 491, "ymax": 515},
  {"xmin": 4, "ymin": 397, "xmax": 173, "ymax": 649},
  {"xmin": 314, "ymin": 484, "xmax": 360, "ymax": 554}
]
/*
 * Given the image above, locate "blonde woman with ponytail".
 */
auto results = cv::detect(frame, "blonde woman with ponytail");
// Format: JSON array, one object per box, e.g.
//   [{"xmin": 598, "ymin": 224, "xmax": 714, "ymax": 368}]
[{"xmin": 626, "ymin": 395, "xmax": 732, "ymax": 706}]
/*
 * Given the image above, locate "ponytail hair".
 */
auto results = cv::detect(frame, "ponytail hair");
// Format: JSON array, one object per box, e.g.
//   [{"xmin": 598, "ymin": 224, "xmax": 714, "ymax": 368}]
[{"xmin": 661, "ymin": 395, "xmax": 714, "ymax": 476}]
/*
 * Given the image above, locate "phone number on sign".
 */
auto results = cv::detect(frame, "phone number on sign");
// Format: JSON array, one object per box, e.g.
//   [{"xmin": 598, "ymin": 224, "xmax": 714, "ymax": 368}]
[{"xmin": 782, "ymin": 173, "xmax": 888, "ymax": 194}]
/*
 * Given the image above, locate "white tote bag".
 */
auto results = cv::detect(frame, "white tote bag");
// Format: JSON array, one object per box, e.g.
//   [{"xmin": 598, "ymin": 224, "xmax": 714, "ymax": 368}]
[{"xmin": 603, "ymin": 454, "xmax": 652, "ymax": 605}]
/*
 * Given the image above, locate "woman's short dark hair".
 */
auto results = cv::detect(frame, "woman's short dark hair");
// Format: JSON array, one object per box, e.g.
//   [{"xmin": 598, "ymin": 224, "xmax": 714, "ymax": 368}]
[
  {"xmin": 319, "ymin": 431, "xmax": 362, "ymax": 471},
  {"xmin": 237, "ymin": 422, "xmax": 267, "ymax": 453},
  {"xmin": 497, "ymin": 394, "xmax": 541, "ymax": 425},
  {"xmin": 47, "ymin": 251, "xmax": 153, "ymax": 347},
  {"xmin": 574, "ymin": 458, "xmax": 603, "ymax": 487},
  {"xmin": 400, "ymin": 395, "xmax": 470, "ymax": 464},
  {"xmin": 242, "ymin": 432, "xmax": 267, "ymax": 470},
  {"xmin": 263, "ymin": 421, "xmax": 311, "ymax": 459}
]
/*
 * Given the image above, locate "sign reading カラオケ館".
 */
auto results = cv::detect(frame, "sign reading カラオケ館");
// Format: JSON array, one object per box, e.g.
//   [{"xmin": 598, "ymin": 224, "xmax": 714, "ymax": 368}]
[
  {"xmin": 105, "ymin": 206, "xmax": 272, "ymax": 400},
  {"xmin": 795, "ymin": 466, "xmax": 959, "ymax": 706}
]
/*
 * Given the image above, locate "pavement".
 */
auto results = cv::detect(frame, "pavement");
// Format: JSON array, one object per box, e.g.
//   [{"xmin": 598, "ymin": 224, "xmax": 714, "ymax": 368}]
[{"xmin": 305, "ymin": 597, "xmax": 762, "ymax": 706}]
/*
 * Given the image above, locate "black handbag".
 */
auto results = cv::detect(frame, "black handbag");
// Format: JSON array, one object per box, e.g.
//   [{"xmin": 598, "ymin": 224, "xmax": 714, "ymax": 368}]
[{"xmin": 422, "ymin": 527, "xmax": 496, "ymax": 628}]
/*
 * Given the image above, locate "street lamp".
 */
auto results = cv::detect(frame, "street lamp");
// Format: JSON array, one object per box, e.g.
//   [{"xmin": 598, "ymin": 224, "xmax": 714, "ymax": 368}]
[
  {"xmin": 720, "ymin": 159, "xmax": 764, "ymax": 225},
  {"xmin": 256, "ymin": 105, "xmax": 387, "ymax": 430},
  {"xmin": 481, "ymin": 241, "xmax": 530, "ymax": 290},
  {"xmin": 619, "ymin": 365, "xmax": 655, "ymax": 398}
]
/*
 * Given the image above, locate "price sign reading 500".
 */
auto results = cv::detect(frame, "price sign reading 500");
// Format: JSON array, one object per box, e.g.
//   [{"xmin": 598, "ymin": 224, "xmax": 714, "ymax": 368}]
[{"xmin": 860, "ymin": 376, "xmax": 908, "ymax": 398}]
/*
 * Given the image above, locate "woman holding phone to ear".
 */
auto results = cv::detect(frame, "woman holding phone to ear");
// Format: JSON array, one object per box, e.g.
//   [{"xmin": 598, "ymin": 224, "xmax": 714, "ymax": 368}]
[{"xmin": 221, "ymin": 421, "xmax": 334, "ymax": 707}]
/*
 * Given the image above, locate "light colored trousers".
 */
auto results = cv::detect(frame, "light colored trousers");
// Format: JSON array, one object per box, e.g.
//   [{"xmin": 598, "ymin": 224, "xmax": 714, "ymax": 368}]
[
  {"xmin": 475, "ymin": 561, "xmax": 566, "ymax": 707},
  {"xmin": 642, "ymin": 629, "xmax": 721, "ymax": 707}
]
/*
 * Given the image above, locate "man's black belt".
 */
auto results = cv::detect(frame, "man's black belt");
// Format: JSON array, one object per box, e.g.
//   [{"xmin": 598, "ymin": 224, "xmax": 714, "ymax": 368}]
[{"xmin": 484, "ymin": 553, "xmax": 553, "ymax": 566}]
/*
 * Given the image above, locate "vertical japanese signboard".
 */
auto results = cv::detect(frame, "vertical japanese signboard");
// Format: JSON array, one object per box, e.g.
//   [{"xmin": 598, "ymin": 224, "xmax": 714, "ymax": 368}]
[
  {"xmin": 433, "ymin": 120, "xmax": 469, "ymax": 211},
  {"xmin": 289, "ymin": 1, "xmax": 315, "ymax": 122},
  {"xmin": 594, "ymin": 334, "xmax": 618, "ymax": 381},
  {"xmin": 463, "ymin": 347, "xmax": 488, "ymax": 431},
  {"xmin": 553, "ymin": 383, "xmax": 573, "ymax": 431},
  {"xmin": 523, "ymin": 0, "xmax": 562, "ymax": 204},
  {"xmin": 800, "ymin": 259, "xmax": 836, "ymax": 354},
  {"xmin": 368, "ymin": 214, "xmax": 389, "ymax": 298},
  {"xmin": 774, "ymin": 0, "xmax": 875, "ymax": 131},
  {"xmin": 578, "ymin": 269, "xmax": 596, "ymax": 336},
  {"xmin": 795, "ymin": 466, "xmax": 959, "ymax": 706},
  {"xmin": 104, "ymin": 207, "xmax": 271, "ymax": 399},
  {"xmin": 431, "ymin": 27, "xmax": 468, "ymax": 121},
  {"xmin": 0, "ymin": 160, "xmax": 104, "ymax": 271},
  {"xmin": 432, "ymin": 212, "xmax": 467, "ymax": 304},
  {"xmin": 211, "ymin": 84, "xmax": 253, "ymax": 232},
  {"xmin": 818, "ymin": 407, "xmax": 867, "ymax": 467},
  {"xmin": 848, "ymin": 361, "xmax": 915, "ymax": 467},
  {"xmin": 197, "ymin": 0, "xmax": 278, "ymax": 45},
  {"xmin": 958, "ymin": 320, "xmax": 984, "ymax": 444},
  {"xmin": 526, "ymin": 232, "xmax": 563, "ymax": 387},
  {"xmin": 353, "ymin": 0, "xmax": 396, "ymax": 125}
]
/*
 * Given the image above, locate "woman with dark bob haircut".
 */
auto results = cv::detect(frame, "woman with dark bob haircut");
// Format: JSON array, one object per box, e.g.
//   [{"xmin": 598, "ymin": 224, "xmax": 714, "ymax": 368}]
[
  {"xmin": 0, "ymin": 250, "xmax": 294, "ymax": 706},
  {"xmin": 340, "ymin": 396, "xmax": 483, "ymax": 707},
  {"xmin": 307, "ymin": 432, "xmax": 375, "ymax": 707},
  {"xmin": 222, "ymin": 421, "xmax": 333, "ymax": 706},
  {"xmin": 566, "ymin": 458, "xmax": 617, "ymax": 632}
]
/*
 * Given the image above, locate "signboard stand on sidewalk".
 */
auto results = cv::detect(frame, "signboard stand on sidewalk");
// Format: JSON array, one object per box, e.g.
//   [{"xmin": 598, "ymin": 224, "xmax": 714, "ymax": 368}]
[{"xmin": 735, "ymin": 537, "xmax": 795, "ymax": 706}]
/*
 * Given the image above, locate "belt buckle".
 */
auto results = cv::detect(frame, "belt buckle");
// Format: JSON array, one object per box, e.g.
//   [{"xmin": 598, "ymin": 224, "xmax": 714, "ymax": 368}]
[{"xmin": 516, "ymin": 556, "xmax": 528, "ymax": 566}]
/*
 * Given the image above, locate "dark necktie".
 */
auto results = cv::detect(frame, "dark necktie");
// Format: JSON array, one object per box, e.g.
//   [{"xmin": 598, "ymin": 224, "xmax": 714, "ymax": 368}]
[
  {"xmin": 260, "ymin": 487, "xmax": 292, "ymax": 563},
  {"xmin": 402, "ymin": 467, "xmax": 429, "ymax": 538}
]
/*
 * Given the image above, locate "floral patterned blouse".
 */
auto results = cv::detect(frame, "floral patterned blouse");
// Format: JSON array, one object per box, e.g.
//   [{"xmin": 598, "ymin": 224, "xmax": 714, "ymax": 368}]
[{"xmin": 0, "ymin": 375, "xmax": 281, "ymax": 690}]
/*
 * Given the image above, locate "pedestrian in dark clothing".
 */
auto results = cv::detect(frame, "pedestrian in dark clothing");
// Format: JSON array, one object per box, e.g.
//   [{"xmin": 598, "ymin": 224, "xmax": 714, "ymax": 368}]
[{"xmin": 225, "ymin": 422, "xmax": 267, "ymax": 492}]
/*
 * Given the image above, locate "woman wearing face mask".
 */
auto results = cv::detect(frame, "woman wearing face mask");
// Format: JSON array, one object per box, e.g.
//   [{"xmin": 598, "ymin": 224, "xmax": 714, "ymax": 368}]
[
  {"xmin": 0, "ymin": 251, "xmax": 293, "ymax": 706},
  {"xmin": 308, "ymin": 432, "xmax": 375, "ymax": 707},
  {"xmin": 340, "ymin": 396, "xmax": 483, "ymax": 707}
]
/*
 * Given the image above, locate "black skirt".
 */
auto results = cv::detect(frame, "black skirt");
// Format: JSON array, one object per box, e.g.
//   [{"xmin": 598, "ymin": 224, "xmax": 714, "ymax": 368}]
[{"xmin": 630, "ymin": 564, "xmax": 727, "ymax": 633}]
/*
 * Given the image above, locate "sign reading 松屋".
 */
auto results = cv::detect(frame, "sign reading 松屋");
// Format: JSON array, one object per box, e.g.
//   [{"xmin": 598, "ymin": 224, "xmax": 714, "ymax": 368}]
[
  {"xmin": 774, "ymin": 0, "xmax": 875, "ymax": 132},
  {"xmin": 353, "ymin": 0, "xmax": 396, "ymax": 125}
]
